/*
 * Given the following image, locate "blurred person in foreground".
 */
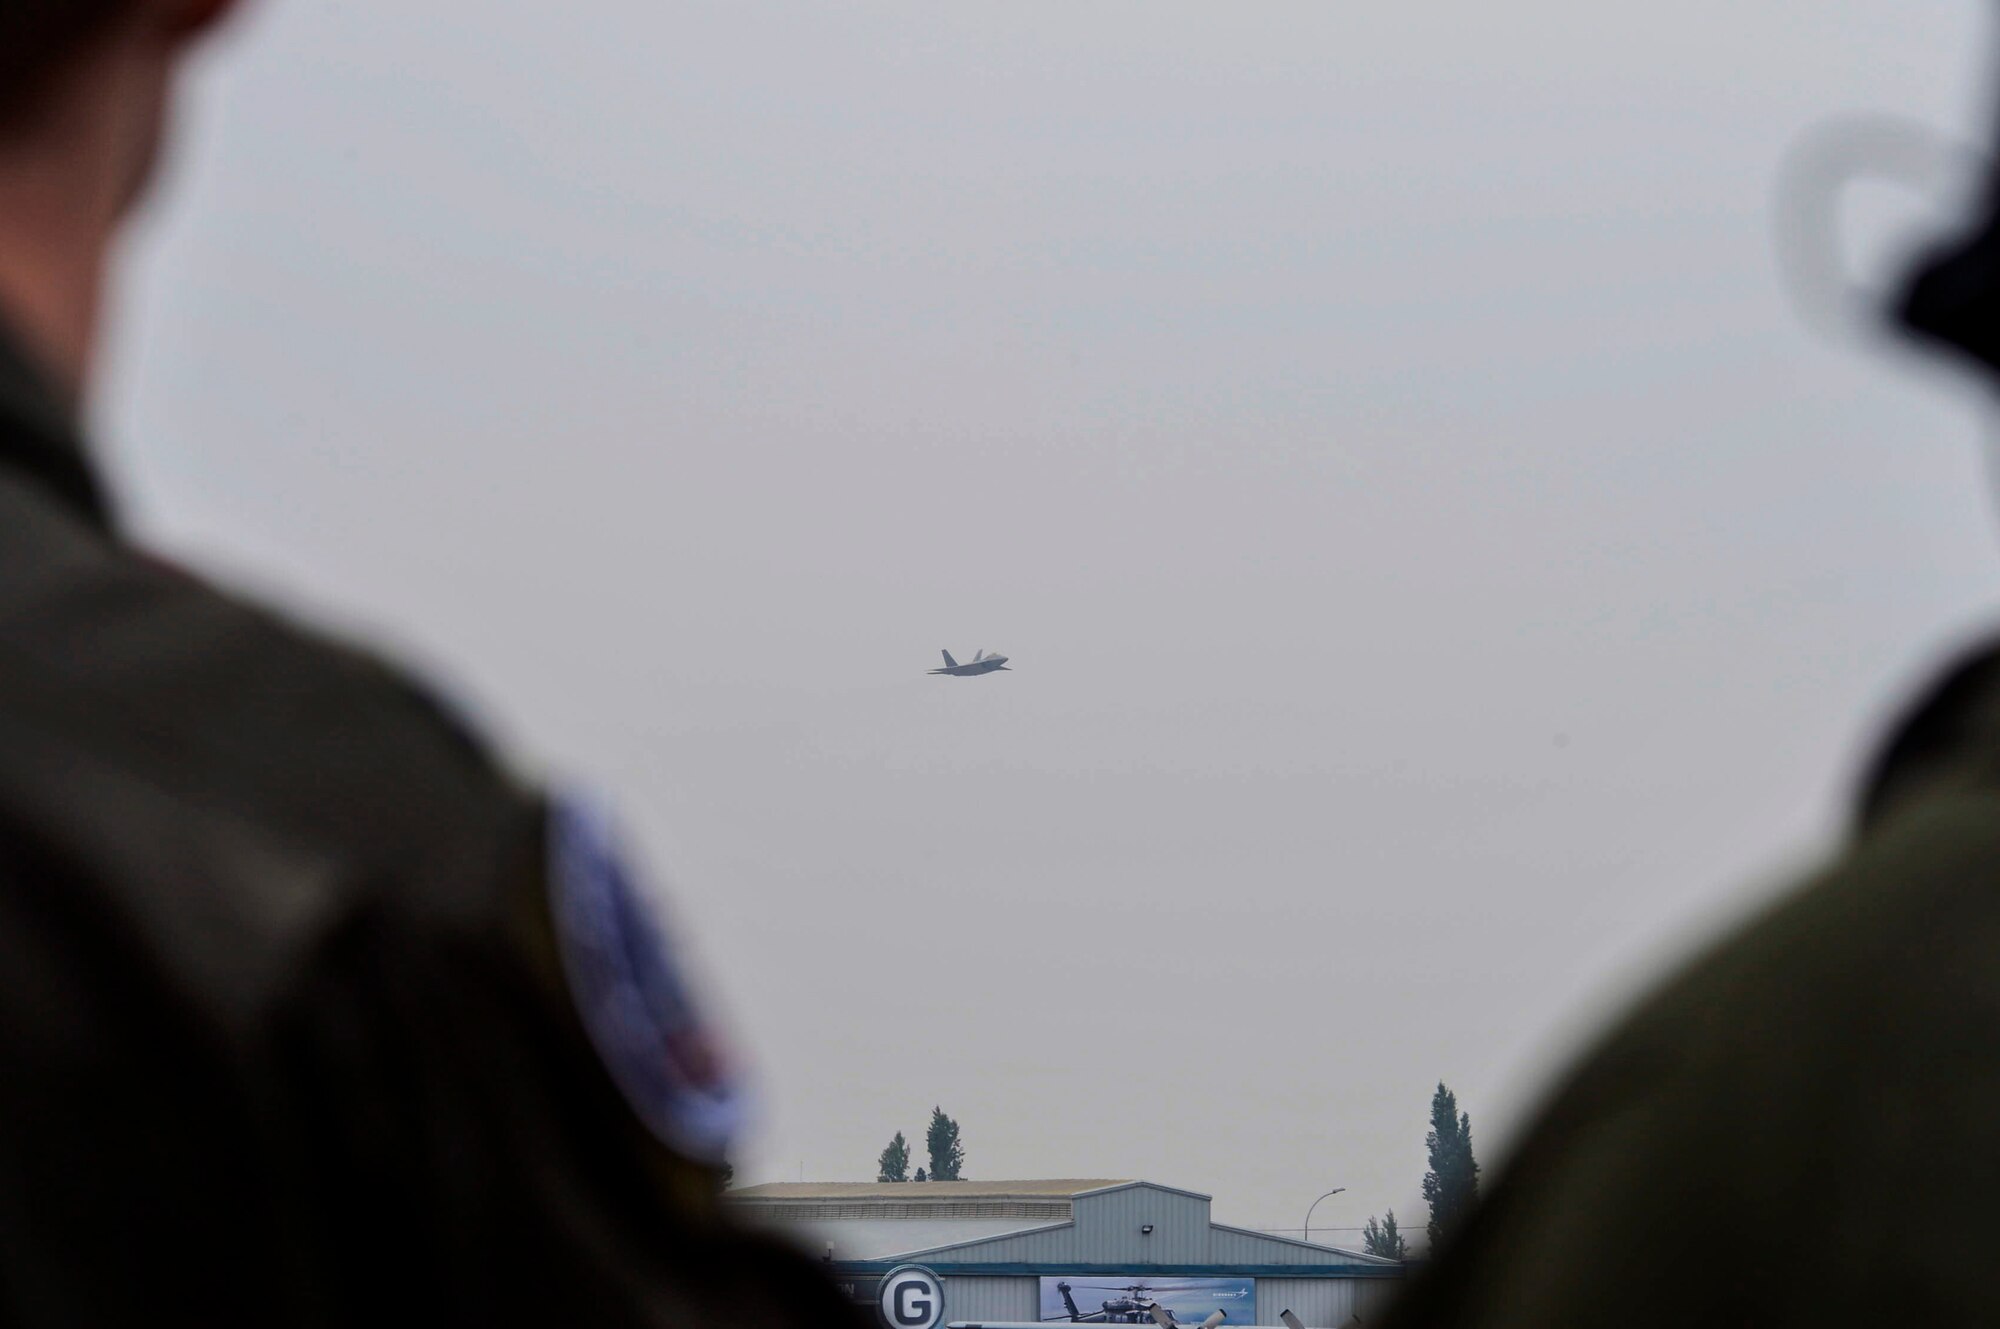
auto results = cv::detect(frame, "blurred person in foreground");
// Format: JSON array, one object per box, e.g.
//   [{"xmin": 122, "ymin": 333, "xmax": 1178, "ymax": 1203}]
[
  {"xmin": 1386, "ymin": 65, "xmax": 2000, "ymax": 1329},
  {"xmin": 0, "ymin": 2, "xmax": 859, "ymax": 1323}
]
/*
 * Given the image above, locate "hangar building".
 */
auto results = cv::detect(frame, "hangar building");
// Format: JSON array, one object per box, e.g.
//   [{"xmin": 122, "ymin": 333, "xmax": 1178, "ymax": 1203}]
[{"xmin": 725, "ymin": 1179, "xmax": 1403, "ymax": 1328}]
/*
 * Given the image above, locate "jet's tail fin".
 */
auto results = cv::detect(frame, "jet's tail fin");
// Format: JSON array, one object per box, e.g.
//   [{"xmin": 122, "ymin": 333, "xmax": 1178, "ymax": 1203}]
[{"xmin": 941, "ymin": 650, "xmax": 959, "ymax": 669}]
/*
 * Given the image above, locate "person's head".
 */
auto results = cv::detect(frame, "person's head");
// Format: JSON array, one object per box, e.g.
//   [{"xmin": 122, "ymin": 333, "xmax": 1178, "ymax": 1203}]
[
  {"xmin": 1897, "ymin": 72, "xmax": 2000, "ymax": 379},
  {"xmin": 2, "ymin": 0, "xmax": 239, "ymax": 202},
  {"xmin": 0, "ymin": 0, "xmax": 239, "ymax": 389}
]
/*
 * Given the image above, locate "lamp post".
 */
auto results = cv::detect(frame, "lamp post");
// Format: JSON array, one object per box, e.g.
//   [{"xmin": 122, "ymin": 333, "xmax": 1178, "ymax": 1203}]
[{"xmin": 1302, "ymin": 1188, "xmax": 1346, "ymax": 1247}]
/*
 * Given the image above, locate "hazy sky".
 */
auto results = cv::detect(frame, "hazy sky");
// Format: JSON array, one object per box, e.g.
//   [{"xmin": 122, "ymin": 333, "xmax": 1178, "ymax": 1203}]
[{"xmin": 98, "ymin": 1, "xmax": 1998, "ymax": 1241}]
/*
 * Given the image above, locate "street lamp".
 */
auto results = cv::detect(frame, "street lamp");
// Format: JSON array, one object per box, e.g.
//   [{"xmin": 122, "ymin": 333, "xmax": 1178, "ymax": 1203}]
[{"xmin": 1302, "ymin": 1188, "xmax": 1346, "ymax": 1247}]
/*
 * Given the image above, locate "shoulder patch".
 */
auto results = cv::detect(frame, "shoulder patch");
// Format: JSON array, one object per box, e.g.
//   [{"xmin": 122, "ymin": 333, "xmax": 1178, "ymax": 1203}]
[{"xmin": 546, "ymin": 792, "xmax": 746, "ymax": 1164}]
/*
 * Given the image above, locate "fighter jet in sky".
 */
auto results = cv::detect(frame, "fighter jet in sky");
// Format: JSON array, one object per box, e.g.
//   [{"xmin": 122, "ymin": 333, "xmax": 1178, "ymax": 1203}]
[{"xmin": 930, "ymin": 648, "xmax": 1010, "ymax": 677}]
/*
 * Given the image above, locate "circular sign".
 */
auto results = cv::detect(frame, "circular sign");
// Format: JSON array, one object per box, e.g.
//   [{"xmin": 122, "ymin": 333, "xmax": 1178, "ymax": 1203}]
[{"xmin": 878, "ymin": 1264, "xmax": 945, "ymax": 1329}]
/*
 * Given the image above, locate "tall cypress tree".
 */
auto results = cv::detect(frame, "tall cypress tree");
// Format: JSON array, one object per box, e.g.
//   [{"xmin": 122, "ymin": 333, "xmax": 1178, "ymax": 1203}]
[
  {"xmin": 925, "ymin": 1106, "xmax": 964, "ymax": 1181},
  {"xmin": 1421, "ymin": 1082, "xmax": 1480, "ymax": 1251},
  {"xmin": 877, "ymin": 1131, "xmax": 911, "ymax": 1183}
]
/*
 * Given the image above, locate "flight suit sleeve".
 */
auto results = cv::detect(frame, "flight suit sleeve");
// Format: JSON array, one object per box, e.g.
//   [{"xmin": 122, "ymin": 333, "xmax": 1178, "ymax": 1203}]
[{"xmin": 260, "ymin": 783, "xmax": 864, "ymax": 1328}]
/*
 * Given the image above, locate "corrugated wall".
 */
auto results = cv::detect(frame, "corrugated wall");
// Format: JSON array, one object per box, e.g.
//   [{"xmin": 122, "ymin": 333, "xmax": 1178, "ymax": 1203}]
[
  {"xmin": 1076, "ymin": 1186, "xmax": 1213, "ymax": 1265},
  {"xmin": 1254, "ymin": 1278, "xmax": 1401, "ymax": 1327},
  {"xmin": 920, "ymin": 1187, "xmax": 1213, "ymax": 1264},
  {"xmin": 922, "ymin": 1186, "xmax": 1387, "ymax": 1270},
  {"xmin": 940, "ymin": 1276, "xmax": 1037, "ymax": 1323}
]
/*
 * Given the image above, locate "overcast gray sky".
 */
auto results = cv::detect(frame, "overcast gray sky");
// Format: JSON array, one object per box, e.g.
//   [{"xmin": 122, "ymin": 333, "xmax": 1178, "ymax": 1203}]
[{"xmin": 98, "ymin": 1, "xmax": 1997, "ymax": 1239}]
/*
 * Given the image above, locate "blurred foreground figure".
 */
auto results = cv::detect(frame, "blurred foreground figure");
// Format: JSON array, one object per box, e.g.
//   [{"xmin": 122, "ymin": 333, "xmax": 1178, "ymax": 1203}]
[
  {"xmin": 0, "ymin": 3, "xmax": 858, "ymax": 1323},
  {"xmin": 1387, "ymin": 79, "xmax": 2000, "ymax": 1329}
]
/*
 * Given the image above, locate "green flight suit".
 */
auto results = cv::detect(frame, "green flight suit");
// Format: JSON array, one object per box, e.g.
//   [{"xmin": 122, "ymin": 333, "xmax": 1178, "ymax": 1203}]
[
  {"xmin": 1385, "ymin": 645, "xmax": 2000, "ymax": 1326},
  {"xmin": 0, "ymin": 325, "xmax": 859, "ymax": 1327}
]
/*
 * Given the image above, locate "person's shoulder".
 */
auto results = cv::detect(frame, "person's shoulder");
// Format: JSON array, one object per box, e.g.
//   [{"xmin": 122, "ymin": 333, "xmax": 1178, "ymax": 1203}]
[
  {"xmin": 1387, "ymin": 651, "xmax": 2000, "ymax": 1325},
  {"xmin": 1586, "ymin": 635, "xmax": 2000, "ymax": 1078},
  {"xmin": 0, "ymin": 474, "xmax": 539, "ymax": 1019},
  {"xmin": 1558, "ymin": 775, "xmax": 2000, "ymax": 1141},
  {"xmin": 1646, "ymin": 632, "xmax": 2000, "ymax": 1052},
  {"xmin": 0, "ymin": 528, "xmax": 522, "ymax": 850}
]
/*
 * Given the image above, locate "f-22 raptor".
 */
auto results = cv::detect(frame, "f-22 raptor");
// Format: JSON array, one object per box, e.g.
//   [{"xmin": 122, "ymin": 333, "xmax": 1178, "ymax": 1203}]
[{"xmin": 930, "ymin": 648, "xmax": 1010, "ymax": 677}]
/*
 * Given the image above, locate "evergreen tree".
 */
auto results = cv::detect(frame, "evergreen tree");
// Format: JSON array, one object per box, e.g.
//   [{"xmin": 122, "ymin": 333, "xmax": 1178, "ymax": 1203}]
[
  {"xmin": 1362, "ymin": 1210, "xmax": 1407, "ymax": 1261},
  {"xmin": 877, "ymin": 1131, "xmax": 911, "ymax": 1183},
  {"xmin": 925, "ymin": 1106, "xmax": 964, "ymax": 1181},
  {"xmin": 914, "ymin": 1168, "xmax": 928, "ymax": 1182},
  {"xmin": 1421, "ymin": 1082, "xmax": 1480, "ymax": 1251}
]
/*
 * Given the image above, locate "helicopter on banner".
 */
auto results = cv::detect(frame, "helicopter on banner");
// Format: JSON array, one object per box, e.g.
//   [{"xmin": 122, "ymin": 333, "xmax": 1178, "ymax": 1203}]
[{"xmin": 1044, "ymin": 1283, "xmax": 1224, "ymax": 1328}]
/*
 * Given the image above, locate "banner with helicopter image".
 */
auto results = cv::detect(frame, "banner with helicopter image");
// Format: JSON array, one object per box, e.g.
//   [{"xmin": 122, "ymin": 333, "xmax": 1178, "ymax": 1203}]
[{"xmin": 1038, "ymin": 1277, "xmax": 1255, "ymax": 1326}]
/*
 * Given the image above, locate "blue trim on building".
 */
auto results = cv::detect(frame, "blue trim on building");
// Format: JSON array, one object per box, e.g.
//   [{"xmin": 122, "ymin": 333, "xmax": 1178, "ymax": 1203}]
[{"xmin": 831, "ymin": 1262, "xmax": 1403, "ymax": 1280}]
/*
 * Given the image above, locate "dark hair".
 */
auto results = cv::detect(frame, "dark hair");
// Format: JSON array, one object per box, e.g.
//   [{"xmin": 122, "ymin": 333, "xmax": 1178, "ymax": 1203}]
[{"xmin": 0, "ymin": 0, "xmax": 133, "ymax": 124}]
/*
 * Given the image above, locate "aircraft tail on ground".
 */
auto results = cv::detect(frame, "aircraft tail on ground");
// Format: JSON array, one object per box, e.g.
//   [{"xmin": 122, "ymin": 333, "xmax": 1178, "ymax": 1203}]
[{"xmin": 941, "ymin": 650, "xmax": 959, "ymax": 668}]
